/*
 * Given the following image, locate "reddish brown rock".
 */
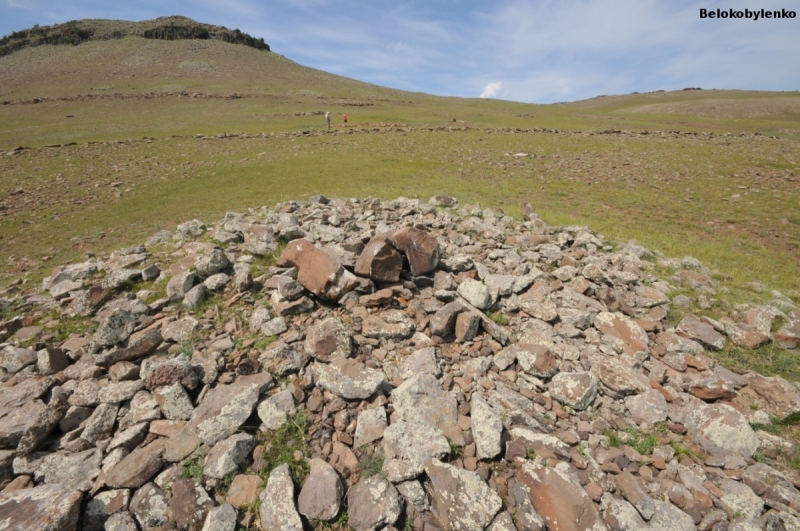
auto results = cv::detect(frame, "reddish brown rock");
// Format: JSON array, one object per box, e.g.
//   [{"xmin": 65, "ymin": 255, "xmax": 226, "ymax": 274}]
[
  {"xmin": 226, "ymin": 474, "xmax": 261, "ymax": 507},
  {"xmin": 170, "ymin": 478, "xmax": 214, "ymax": 529},
  {"xmin": 725, "ymin": 322, "xmax": 770, "ymax": 350},
  {"xmin": 388, "ymin": 227, "xmax": 440, "ymax": 276},
  {"xmin": 104, "ymin": 440, "xmax": 165, "ymax": 488},
  {"xmin": 774, "ymin": 320, "xmax": 800, "ymax": 349},
  {"xmin": 355, "ymin": 233, "xmax": 403, "ymax": 282},
  {"xmin": 688, "ymin": 377, "xmax": 737, "ymax": 402},
  {"xmin": 516, "ymin": 461, "xmax": 606, "ymax": 531},
  {"xmin": 594, "ymin": 312, "xmax": 649, "ymax": 356},
  {"xmin": 745, "ymin": 374, "xmax": 800, "ymax": 418},
  {"xmin": 279, "ymin": 238, "xmax": 356, "ymax": 300},
  {"xmin": 678, "ymin": 314, "xmax": 725, "ymax": 350}
]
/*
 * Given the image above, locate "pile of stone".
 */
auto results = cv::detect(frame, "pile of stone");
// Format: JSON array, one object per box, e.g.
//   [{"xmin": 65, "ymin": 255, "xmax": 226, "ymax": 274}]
[{"xmin": 1, "ymin": 195, "xmax": 799, "ymax": 531}]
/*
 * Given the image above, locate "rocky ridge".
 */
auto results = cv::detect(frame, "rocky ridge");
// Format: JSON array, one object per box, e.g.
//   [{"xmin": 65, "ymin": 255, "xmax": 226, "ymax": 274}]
[{"xmin": 0, "ymin": 195, "xmax": 799, "ymax": 531}]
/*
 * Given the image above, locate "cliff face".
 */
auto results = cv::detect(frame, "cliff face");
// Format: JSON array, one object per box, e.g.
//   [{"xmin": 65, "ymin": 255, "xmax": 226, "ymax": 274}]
[{"xmin": 0, "ymin": 16, "xmax": 270, "ymax": 57}]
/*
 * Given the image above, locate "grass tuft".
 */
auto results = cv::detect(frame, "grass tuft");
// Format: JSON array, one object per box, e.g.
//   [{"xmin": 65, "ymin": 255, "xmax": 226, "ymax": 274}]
[{"xmin": 257, "ymin": 410, "xmax": 310, "ymax": 484}]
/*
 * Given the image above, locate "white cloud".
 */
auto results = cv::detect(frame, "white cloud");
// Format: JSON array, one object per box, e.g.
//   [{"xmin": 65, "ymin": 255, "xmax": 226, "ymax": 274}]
[{"xmin": 480, "ymin": 82, "xmax": 502, "ymax": 99}]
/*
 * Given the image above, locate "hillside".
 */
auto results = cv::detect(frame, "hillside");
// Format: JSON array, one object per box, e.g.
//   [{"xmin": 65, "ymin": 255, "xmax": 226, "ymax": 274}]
[{"xmin": 0, "ymin": 15, "xmax": 269, "ymax": 58}]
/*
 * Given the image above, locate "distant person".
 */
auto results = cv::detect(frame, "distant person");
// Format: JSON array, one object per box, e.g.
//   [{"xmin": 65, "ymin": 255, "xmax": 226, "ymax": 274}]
[
  {"xmin": 343, "ymin": 113, "xmax": 348, "ymax": 125},
  {"xmin": 325, "ymin": 111, "xmax": 331, "ymax": 130}
]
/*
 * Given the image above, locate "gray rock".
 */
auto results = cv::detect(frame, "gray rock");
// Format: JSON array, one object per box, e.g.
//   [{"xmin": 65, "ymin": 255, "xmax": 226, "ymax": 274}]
[
  {"xmin": 204, "ymin": 432, "xmax": 255, "ymax": 479},
  {"xmin": 600, "ymin": 492, "xmax": 646, "ymax": 531},
  {"xmin": 107, "ymin": 422, "xmax": 149, "ymax": 452},
  {"xmin": 259, "ymin": 463, "xmax": 303, "ymax": 531},
  {"xmin": 94, "ymin": 309, "xmax": 135, "ymax": 348},
  {"xmin": 81, "ymin": 402, "xmax": 119, "ymax": 443},
  {"xmin": 261, "ymin": 317, "xmax": 288, "ymax": 337},
  {"xmin": 183, "ymin": 283, "xmax": 207, "ymax": 307},
  {"xmin": 383, "ymin": 347, "xmax": 440, "ymax": 381},
  {"xmin": 315, "ymin": 359, "xmax": 386, "ymax": 400},
  {"xmin": 382, "ymin": 420, "xmax": 450, "ymax": 482},
  {"xmin": 298, "ymin": 458, "xmax": 343, "ymax": 521},
  {"xmin": 303, "ymin": 317, "xmax": 353, "ymax": 362},
  {"xmin": 36, "ymin": 347, "xmax": 69, "ymax": 375},
  {"xmin": 200, "ymin": 503, "xmax": 238, "ymax": 531},
  {"xmin": 624, "ymin": 389, "xmax": 668, "ymax": 425},
  {"xmin": 34, "ymin": 448, "xmax": 102, "ymax": 492},
  {"xmin": 129, "ymin": 482, "xmax": 170, "ymax": 529},
  {"xmin": 259, "ymin": 342, "xmax": 310, "ymax": 376},
  {"xmin": 347, "ymin": 476, "xmax": 402, "ymax": 531},
  {"xmin": 167, "ymin": 271, "xmax": 196, "ymax": 301},
  {"xmin": 0, "ymin": 483, "xmax": 83, "ymax": 531},
  {"xmin": 0, "ymin": 346, "xmax": 37, "ymax": 373},
  {"xmin": 183, "ymin": 379, "xmax": 262, "ymax": 445},
  {"xmin": 204, "ymin": 273, "xmax": 230, "ymax": 291},
  {"xmin": 684, "ymin": 403, "xmax": 758, "ymax": 458},
  {"xmin": 457, "ymin": 279, "xmax": 491, "ymax": 310},
  {"xmin": 195, "ymin": 248, "xmax": 230, "ymax": 278},
  {"xmin": 83, "ymin": 489, "xmax": 130, "ymax": 531},
  {"xmin": 152, "ymin": 383, "xmax": 194, "ymax": 421},
  {"xmin": 161, "ymin": 317, "xmax": 199, "ymax": 343},
  {"xmin": 549, "ymin": 372, "xmax": 599, "ymax": 411},
  {"xmin": 392, "ymin": 373, "xmax": 463, "ymax": 445},
  {"xmin": 353, "ymin": 406, "xmax": 388, "ymax": 449},
  {"xmin": 396, "ymin": 480, "xmax": 430, "ymax": 512},
  {"xmin": 425, "ymin": 458, "xmax": 502, "ymax": 531},
  {"xmin": 104, "ymin": 511, "xmax": 138, "ymax": 531},
  {"xmin": 257, "ymin": 389, "xmax": 296, "ymax": 430},
  {"xmin": 470, "ymin": 393, "xmax": 503, "ymax": 459},
  {"xmin": 68, "ymin": 379, "xmax": 144, "ymax": 407},
  {"xmin": 362, "ymin": 310, "xmax": 416, "ymax": 340}
]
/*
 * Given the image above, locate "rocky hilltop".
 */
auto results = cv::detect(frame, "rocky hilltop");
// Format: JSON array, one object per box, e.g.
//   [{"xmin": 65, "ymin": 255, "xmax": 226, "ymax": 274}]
[
  {"xmin": 0, "ymin": 16, "xmax": 270, "ymax": 57},
  {"xmin": 0, "ymin": 196, "xmax": 799, "ymax": 531}
]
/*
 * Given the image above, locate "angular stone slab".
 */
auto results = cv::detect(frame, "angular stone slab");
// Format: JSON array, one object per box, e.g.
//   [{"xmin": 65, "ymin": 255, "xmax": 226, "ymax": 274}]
[
  {"xmin": 259, "ymin": 463, "xmax": 302, "ymax": 531},
  {"xmin": 382, "ymin": 420, "xmax": 450, "ymax": 482},
  {"xmin": 595, "ymin": 312, "xmax": 649, "ymax": 357},
  {"xmin": 314, "ymin": 359, "xmax": 386, "ymax": 400},
  {"xmin": 516, "ymin": 460, "xmax": 606, "ymax": 531},
  {"xmin": 0, "ymin": 483, "xmax": 83, "ymax": 531},
  {"xmin": 425, "ymin": 458, "xmax": 502, "ymax": 531},
  {"xmin": 355, "ymin": 233, "xmax": 404, "ymax": 282},
  {"xmin": 392, "ymin": 373, "xmax": 463, "ymax": 445},
  {"xmin": 684, "ymin": 403, "xmax": 758, "ymax": 458},
  {"xmin": 387, "ymin": 227, "xmax": 440, "ymax": 276},
  {"xmin": 549, "ymin": 372, "xmax": 598, "ymax": 411}
]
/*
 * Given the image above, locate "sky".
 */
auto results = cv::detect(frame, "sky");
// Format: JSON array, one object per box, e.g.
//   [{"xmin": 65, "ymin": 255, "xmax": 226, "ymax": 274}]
[{"xmin": 2, "ymin": 0, "xmax": 799, "ymax": 104}]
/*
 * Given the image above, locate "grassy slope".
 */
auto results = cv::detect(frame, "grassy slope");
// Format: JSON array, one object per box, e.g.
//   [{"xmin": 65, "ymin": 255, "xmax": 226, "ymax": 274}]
[{"xmin": 0, "ymin": 34, "xmax": 798, "ymax": 305}]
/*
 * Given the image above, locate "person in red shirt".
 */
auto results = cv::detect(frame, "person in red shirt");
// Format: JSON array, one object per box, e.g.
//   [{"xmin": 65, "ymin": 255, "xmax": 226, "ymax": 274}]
[{"xmin": 343, "ymin": 113, "xmax": 348, "ymax": 125}]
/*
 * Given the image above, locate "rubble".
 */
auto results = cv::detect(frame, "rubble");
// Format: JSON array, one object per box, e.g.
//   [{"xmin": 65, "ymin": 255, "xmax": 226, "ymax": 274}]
[{"xmin": 0, "ymin": 195, "xmax": 798, "ymax": 531}]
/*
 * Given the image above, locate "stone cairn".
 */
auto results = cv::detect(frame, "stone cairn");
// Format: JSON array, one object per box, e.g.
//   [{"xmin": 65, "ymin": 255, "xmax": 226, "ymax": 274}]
[{"xmin": 0, "ymin": 195, "xmax": 799, "ymax": 531}]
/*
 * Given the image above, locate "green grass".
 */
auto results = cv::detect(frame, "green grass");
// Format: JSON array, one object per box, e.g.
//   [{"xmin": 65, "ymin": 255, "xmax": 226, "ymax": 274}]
[
  {"xmin": 359, "ymin": 446, "xmax": 386, "ymax": 478},
  {"xmin": 623, "ymin": 428, "xmax": 659, "ymax": 456},
  {"xmin": 606, "ymin": 429, "xmax": 621, "ymax": 448},
  {"xmin": 448, "ymin": 438, "xmax": 461, "ymax": 459},
  {"xmin": 487, "ymin": 312, "xmax": 508, "ymax": 326},
  {"xmin": 182, "ymin": 451, "xmax": 205, "ymax": 481},
  {"xmin": 670, "ymin": 440, "xmax": 702, "ymax": 462},
  {"xmin": 257, "ymin": 410, "xmax": 310, "ymax": 484}
]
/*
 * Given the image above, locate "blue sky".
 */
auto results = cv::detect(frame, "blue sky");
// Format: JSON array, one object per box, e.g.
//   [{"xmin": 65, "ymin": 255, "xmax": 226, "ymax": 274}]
[{"xmin": 2, "ymin": 0, "xmax": 799, "ymax": 103}]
